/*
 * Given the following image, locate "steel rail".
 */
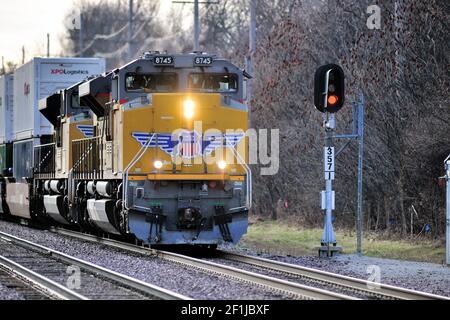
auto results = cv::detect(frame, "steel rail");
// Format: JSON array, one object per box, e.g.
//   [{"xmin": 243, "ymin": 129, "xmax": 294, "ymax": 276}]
[
  {"xmin": 217, "ymin": 251, "xmax": 450, "ymax": 300},
  {"xmin": 52, "ymin": 228, "xmax": 450, "ymax": 300},
  {"xmin": 0, "ymin": 254, "xmax": 87, "ymax": 300},
  {"xmin": 0, "ymin": 231, "xmax": 191, "ymax": 300},
  {"xmin": 50, "ymin": 228, "xmax": 356, "ymax": 300}
]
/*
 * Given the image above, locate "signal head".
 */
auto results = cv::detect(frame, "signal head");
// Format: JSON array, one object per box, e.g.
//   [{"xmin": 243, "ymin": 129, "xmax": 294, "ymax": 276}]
[{"xmin": 314, "ymin": 64, "xmax": 345, "ymax": 113}]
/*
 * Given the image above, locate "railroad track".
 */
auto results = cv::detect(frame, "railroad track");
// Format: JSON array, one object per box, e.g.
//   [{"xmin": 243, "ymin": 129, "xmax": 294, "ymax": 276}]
[
  {"xmin": 0, "ymin": 231, "xmax": 190, "ymax": 300},
  {"xmin": 216, "ymin": 251, "xmax": 450, "ymax": 300},
  {"xmin": 0, "ymin": 259, "xmax": 58, "ymax": 300},
  {"xmin": 51, "ymin": 228, "xmax": 354, "ymax": 300},
  {"xmin": 0, "ymin": 254, "xmax": 85, "ymax": 300},
  {"xmin": 50, "ymin": 228, "xmax": 450, "ymax": 300}
]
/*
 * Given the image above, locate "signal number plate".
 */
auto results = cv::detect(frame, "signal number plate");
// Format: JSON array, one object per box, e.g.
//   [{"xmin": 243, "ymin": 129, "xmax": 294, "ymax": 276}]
[
  {"xmin": 324, "ymin": 146, "xmax": 335, "ymax": 180},
  {"xmin": 194, "ymin": 56, "xmax": 213, "ymax": 66},
  {"xmin": 154, "ymin": 56, "xmax": 174, "ymax": 66}
]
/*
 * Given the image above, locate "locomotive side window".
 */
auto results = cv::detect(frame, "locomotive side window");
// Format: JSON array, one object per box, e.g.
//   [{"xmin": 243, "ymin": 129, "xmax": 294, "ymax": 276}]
[
  {"xmin": 71, "ymin": 91, "xmax": 81, "ymax": 109},
  {"xmin": 125, "ymin": 73, "xmax": 178, "ymax": 92},
  {"xmin": 188, "ymin": 73, "xmax": 238, "ymax": 93}
]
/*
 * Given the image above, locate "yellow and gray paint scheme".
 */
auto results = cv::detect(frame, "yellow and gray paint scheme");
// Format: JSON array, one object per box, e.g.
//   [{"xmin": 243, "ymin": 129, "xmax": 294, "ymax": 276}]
[
  {"xmin": 32, "ymin": 52, "xmax": 251, "ymax": 246},
  {"xmin": 34, "ymin": 80, "xmax": 95, "ymax": 224}
]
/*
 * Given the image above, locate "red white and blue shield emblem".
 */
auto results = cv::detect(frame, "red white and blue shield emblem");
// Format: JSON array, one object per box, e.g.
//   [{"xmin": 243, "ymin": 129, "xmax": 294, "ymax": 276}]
[
  {"xmin": 179, "ymin": 142, "xmax": 201, "ymax": 158},
  {"xmin": 177, "ymin": 131, "xmax": 202, "ymax": 159},
  {"xmin": 131, "ymin": 130, "xmax": 245, "ymax": 159}
]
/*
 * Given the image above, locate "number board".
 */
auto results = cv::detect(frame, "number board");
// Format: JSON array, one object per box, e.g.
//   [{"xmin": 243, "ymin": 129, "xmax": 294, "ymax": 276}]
[
  {"xmin": 153, "ymin": 56, "xmax": 174, "ymax": 66},
  {"xmin": 324, "ymin": 146, "xmax": 335, "ymax": 180},
  {"xmin": 193, "ymin": 56, "xmax": 213, "ymax": 66}
]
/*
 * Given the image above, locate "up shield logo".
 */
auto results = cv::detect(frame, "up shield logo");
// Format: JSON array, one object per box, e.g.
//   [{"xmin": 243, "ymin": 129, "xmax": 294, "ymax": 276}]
[
  {"xmin": 132, "ymin": 130, "xmax": 245, "ymax": 159},
  {"xmin": 77, "ymin": 125, "xmax": 94, "ymax": 138}
]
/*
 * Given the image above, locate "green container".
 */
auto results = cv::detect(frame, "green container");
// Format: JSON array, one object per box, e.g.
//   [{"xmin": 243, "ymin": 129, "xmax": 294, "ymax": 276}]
[{"xmin": 0, "ymin": 143, "xmax": 13, "ymax": 175}]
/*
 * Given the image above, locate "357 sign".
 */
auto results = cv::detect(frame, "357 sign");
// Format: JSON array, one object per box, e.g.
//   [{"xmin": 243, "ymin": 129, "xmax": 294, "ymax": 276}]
[{"xmin": 324, "ymin": 146, "xmax": 335, "ymax": 180}]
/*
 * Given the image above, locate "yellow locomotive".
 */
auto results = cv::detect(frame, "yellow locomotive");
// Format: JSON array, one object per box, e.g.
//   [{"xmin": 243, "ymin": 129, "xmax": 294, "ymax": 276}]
[{"xmin": 34, "ymin": 52, "xmax": 251, "ymax": 247}]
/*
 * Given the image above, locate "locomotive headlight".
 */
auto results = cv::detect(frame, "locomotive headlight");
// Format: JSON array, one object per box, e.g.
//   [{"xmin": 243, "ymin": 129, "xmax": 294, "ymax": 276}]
[
  {"xmin": 183, "ymin": 99, "xmax": 195, "ymax": 119},
  {"xmin": 217, "ymin": 160, "xmax": 227, "ymax": 170},
  {"xmin": 153, "ymin": 160, "xmax": 163, "ymax": 169}
]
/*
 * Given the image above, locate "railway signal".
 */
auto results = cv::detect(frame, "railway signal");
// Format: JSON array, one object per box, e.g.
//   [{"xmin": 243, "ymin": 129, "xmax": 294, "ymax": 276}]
[
  {"xmin": 314, "ymin": 64, "xmax": 365, "ymax": 257},
  {"xmin": 314, "ymin": 63, "xmax": 347, "ymax": 257},
  {"xmin": 314, "ymin": 64, "xmax": 345, "ymax": 113}
]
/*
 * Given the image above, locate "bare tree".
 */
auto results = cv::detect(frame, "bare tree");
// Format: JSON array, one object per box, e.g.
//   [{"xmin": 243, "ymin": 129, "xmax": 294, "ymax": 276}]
[
  {"xmin": 61, "ymin": 0, "xmax": 162, "ymax": 69},
  {"xmin": 202, "ymin": 0, "xmax": 449, "ymax": 237},
  {"xmin": 59, "ymin": 0, "xmax": 450, "ymax": 237}
]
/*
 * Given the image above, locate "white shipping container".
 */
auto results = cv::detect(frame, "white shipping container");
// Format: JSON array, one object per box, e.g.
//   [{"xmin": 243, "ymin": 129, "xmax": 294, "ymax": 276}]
[
  {"xmin": 13, "ymin": 57, "xmax": 105, "ymax": 141},
  {"xmin": 0, "ymin": 74, "xmax": 14, "ymax": 143}
]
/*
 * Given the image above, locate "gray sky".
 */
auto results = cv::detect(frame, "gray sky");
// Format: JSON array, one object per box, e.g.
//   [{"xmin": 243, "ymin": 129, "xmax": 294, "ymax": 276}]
[
  {"xmin": 0, "ymin": 0, "xmax": 173, "ymax": 64},
  {"xmin": 0, "ymin": 0, "xmax": 74, "ymax": 63}
]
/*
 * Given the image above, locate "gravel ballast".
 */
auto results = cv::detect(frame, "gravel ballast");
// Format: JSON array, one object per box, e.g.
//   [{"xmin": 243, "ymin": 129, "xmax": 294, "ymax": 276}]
[
  {"xmin": 0, "ymin": 242, "xmax": 154, "ymax": 300},
  {"xmin": 0, "ymin": 220, "xmax": 288, "ymax": 300},
  {"xmin": 0, "ymin": 280, "xmax": 26, "ymax": 300}
]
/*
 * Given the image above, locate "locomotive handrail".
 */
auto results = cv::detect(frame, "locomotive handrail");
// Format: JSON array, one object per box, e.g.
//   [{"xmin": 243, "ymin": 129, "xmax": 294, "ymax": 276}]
[
  {"xmin": 121, "ymin": 135, "xmax": 251, "ymax": 210},
  {"xmin": 122, "ymin": 133, "xmax": 156, "ymax": 211},
  {"xmin": 33, "ymin": 142, "xmax": 55, "ymax": 176},
  {"xmin": 72, "ymin": 136, "xmax": 99, "ymax": 143},
  {"xmin": 68, "ymin": 136, "xmax": 102, "ymax": 202},
  {"xmin": 72, "ymin": 139, "xmax": 96, "ymax": 169},
  {"xmin": 33, "ymin": 142, "xmax": 56, "ymax": 148},
  {"xmin": 71, "ymin": 136, "xmax": 103, "ymax": 180},
  {"xmin": 229, "ymin": 147, "xmax": 252, "ymax": 209}
]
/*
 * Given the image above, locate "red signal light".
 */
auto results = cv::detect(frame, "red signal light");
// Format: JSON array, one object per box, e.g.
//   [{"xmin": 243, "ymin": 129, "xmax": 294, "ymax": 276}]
[{"xmin": 327, "ymin": 95, "xmax": 338, "ymax": 105}]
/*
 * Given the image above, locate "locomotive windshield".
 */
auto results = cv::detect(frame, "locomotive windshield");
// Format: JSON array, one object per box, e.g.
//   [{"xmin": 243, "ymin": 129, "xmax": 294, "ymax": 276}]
[
  {"xmin": 125, "ymin": 73, "xmax": 178, "ymax": 92},
  {"xmin": 188, "ymin": 73, "xmax": 238, "ymax": 93}
]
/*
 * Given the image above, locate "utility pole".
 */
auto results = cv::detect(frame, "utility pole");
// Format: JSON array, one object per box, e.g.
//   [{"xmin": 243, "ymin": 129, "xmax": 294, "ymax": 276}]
[
  {"xmin": 445, "ymin": 156, "xmax": 450, "ymax": 266},
  {"xmin": 22, "ymin": 46, "xmax": 25, "ymax": 64},
  {"xmin": 194, "ymin": 0, "xmax": 199, "ymax": 51},
  {"xmin": 355, "ymin": 94, "xmax": 365, "ymax": 255},
  {"xmin": 128, "ymin": 0, "xmax": 134, "ymax": 61},
  {"xmin": 246, "ymin": 0, "xmax": 256, "ymax": 128},
  {"xmin": 79, "ymin": 13, "xmax": 84, "ymax": 57},
  {"xmin": 47, "ymin": 33, "xmax": 50, "ymax": 57},
  {"xmin": 1, "ymin": 56, "xmax": 4, "ymax": 74},
  {"xmin": 172, "ymin": 0, "xmax": 219, "ymax": 51}
]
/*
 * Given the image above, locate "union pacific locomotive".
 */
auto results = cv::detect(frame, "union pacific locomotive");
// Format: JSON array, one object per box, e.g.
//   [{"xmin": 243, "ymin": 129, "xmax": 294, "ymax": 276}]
[{"xmin": 0, "ymin": 52, "xmax": 251, "ymax": 247}]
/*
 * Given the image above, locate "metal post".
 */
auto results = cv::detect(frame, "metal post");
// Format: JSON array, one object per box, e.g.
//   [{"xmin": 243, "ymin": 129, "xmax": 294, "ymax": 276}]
[
  {"xmin": 246, "ymin": 0, "xmax": 256, "ymax": 128},
  {"xmin": 173, "ymin": 1, "xmax": 219, "ymax": 52},
  {"xmin": 194, "ymin": 0, "xmax": 200, "ymax": 51},
  {"xmin": 128, "ymin": 0, "xmax": 134, "ymax": 61},
  {"xmin": 320, "ymin": 113, "xmax": 340, "ymax": 257},
  {"xmin": 323, "ymin": 114, "xmax": 336, "ymax": 245},
  {"xmin": 317, "ymin": 94, "xmax": 363, "ymax": 257},
  {"xmin": 356, "ymin": 94, "xmax": 365, "ymax": 256},
  {"xmin": 446, "ymin": 159, "xmax": 450, "ymax": 266},
  {"xmin": 79, "ymin": 13, "xmax": 83, "ymax": 57}
]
